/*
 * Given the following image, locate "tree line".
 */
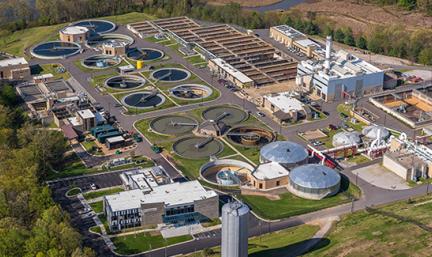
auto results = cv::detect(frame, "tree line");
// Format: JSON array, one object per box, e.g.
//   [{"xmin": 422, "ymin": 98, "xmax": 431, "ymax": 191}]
[
  {"xmin": 2, "ymin": 0, "xmax": 430, "ymax": 65},
  {"xmin": 0, "ymin": 84, "xmax": 95, "ymax": 257}
]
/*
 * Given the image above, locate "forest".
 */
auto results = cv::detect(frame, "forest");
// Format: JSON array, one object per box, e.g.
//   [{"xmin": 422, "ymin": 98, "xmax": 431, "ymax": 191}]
[{"xmin": 0, "ymin": 84, "xmax": 96, "ymax": 257}]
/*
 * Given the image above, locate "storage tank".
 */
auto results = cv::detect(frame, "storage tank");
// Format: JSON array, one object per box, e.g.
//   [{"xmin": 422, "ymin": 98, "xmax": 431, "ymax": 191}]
[
  {"xmin": 332, "ymin": 131, "xmax": 362, "ymax": 147},
  {"xmin": 221, "ymin": 201, "xmax": 249, "ymax": 257},
  {"xmin": 362, "ymin": 125, "xmax": 390, "ymax": 140},
  {"xmin": 288, "ymin": 164, "xmax": 341, "ymax": 200},
  {"xmin": 136, "ymin": 60, "xmax": 144, "ymax": 70},
  {"xmin": 260, "ymin": 141, "xmax": 309, "ymax": 168}
]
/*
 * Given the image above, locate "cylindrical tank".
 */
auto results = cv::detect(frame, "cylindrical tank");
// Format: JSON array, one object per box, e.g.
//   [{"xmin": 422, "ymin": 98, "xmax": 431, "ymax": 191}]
[
  {"xmin": 221, "ymin": 201, "xmax": 249, "ymax": 257},
  {"xmin": 136, "ymin": 60, "xmax": 144, "ymax": 69}
]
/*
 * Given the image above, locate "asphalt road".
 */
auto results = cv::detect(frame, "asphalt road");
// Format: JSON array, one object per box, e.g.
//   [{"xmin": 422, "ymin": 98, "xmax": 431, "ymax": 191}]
[{"xmin": 35, "ymin": 23, "xmax": 432, "ymax": 256}]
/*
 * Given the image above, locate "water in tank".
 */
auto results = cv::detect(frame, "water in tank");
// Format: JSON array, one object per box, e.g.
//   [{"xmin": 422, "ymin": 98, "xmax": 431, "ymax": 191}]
[{"xmin": 216, "ymin": 169, "xmax": 241, "ymax": 186}]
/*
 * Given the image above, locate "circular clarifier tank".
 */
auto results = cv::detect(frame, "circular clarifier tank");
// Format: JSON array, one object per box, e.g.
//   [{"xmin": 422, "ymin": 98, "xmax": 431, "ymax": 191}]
[
  {"xmin": 121, "ymin": 92, "xmax": 165, "ymax": 109},
  {"xmin": 227, "ymin": 126, "xmax": 275, "ymax": 147},
  {"xmin": 82, "ymin": 55, "xmax": 121, "ymax": 69},
  {"xmin": 105, "ymin": 75, "xmax": 146, "ymax": 90},
  {"xmin": 127, "ymin": 48, "xmax": 164, "ymax": 61},
  {"xmin": 71, "ymin": 19, "xmax": 116, "ymax": 34},
  {"xmin": 31, "ymin": 41, "xmax": 81, "ymax": 59},
  {"xmin": 202, "ymin": 106, "xmax": 247, "ymax": 125},
  {"xmin": 200, "ymin": 159, "xmax": 254, "ymax": 186},
  {"xmin": 150, "ymin": 68, "xmax": 191, "ymax": 82},
  {"xmin": 86, "ymin": 33, "xmax": 134, "ymax": 48},
  {"xmin": 150, "ymin": 115, "xmax": 198, "ymax": 135},
  {"xmin": 173, "ymin": 137, "xmax": 224, "ymax": 159},
  {"xmin": 169, "ymin": 84, "xmax": 213, "ymax": 100}
]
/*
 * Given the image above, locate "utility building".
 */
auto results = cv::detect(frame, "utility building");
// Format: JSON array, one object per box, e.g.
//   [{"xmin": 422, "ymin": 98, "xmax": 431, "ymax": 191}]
[
  {"xmin": 296, "ymin": 36, "xmax": 384, "ymax": 102},
  {"xmin": 0, "ymin": 57, "xmax": 31, "ymax": 81}
]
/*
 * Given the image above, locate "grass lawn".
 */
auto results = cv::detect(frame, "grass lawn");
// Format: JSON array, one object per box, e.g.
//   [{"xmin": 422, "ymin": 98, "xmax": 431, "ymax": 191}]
[
  {"xmin": 66, "ymin": 187, "xmax": 82, "ymax": 197},
  {"xmin": 83, "ymin": 187, "xmax": 124, "ymax": 200},
  {"xmin": 90, "ymin": 72, "xmax": 119, "ymax": 89},
  {"xmin": 112, "ymin": 232, "xmax": 192, "ymax": 255},
  {"xmin": 46, "ymin": 153, "xmax": 97, "ymax": 180},
  {"xmin": 185, "ymin": 54, "xmax": 205, "ymax": 65},
  {"xmin": 240, "ymin": 176, "xmax": 361, "ymax": 220},
  {"xmin": 89, "ymin": 226, "xmax": 102, "ymax": 234},
  {"xmin": 31, "ymin": 63, "xmax": 71, "ymax": 80},
  {"xmin": 90, "ymin": 201, "xmax": 104, "ymax": 213},
  {"xmin": 305, "ymin": 195, "xmax": 432, "ymax": 257},
  {"xmin": 81, "ymin": 140, "xmax": 104, "ymax": 156},
  {"xmin": 102, "ymin": 12, "xmax": 157, "ymax": 25},
  {"xmin": 347, "ymin": 154, "xmax": 370, "ymax": 164},
  {"xmin": 186, "ymin": 224, "xmax": 319, "ymax": 257}
]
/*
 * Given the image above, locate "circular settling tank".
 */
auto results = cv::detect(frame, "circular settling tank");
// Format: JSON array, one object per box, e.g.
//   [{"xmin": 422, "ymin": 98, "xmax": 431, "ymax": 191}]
[
  {"xmin": 127, "ymin": 48, "xmax": 164, "ymax": 61},
  {"xmin": 72, "ymin": 19, "xmax": 116, "ymax": 34},
  {"xmin": 200, "ymin": 159, "xmax": 254, "ymax": 186},
  {"xmin": 121, "ymin": 92, "xmax": 165, "ymax": 109},
  {"xmin": 31, "ymin": 41, "xmax": 81, "ymax": 59},
  {"xmin": 82, "ymin": 55, "xmax": 121, "ymax": 69},
  {"xmin": 150, "ymin": 115, "xmax": 198, "ymax": 135},
  {"xmin": 227, "ymin": 126, "xmax": 275, "ymax": 147},
  {"xmin": 151, "ymin": 68, "xmax": 190, "ymax": 82},
  {"xmin": 169, "ymin": 84, "xmax": 213, "ymax": 100},
  {"xmin": 105, "ymin": 75, "xmax": 146, "ymax": 90},
  {"xmin": 173, "ymin": 137, "xmax": 224, "ymax": 159},
  {"xmin": 86, "ymin": 33, "xmax": 134, "ymax": 48},
  {"xmin": 202, "ymin": 106, "xmax": 247, "ymax": 125}
]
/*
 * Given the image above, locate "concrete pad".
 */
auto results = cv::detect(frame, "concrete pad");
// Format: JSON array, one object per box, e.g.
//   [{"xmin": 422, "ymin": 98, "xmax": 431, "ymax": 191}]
[
  {"xmin": 160, "ymin": 224, "xmax": 202, "ymax": 239},
  {"xmin": 353, "ymin": 163, "xmax": 410, "ymax": 190}
]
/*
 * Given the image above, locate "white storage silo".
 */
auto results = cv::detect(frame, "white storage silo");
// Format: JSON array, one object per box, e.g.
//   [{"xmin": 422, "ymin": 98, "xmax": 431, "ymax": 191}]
[{"xmin": 221, "ymin": 201, "xmax": 249, "ymax": 257}]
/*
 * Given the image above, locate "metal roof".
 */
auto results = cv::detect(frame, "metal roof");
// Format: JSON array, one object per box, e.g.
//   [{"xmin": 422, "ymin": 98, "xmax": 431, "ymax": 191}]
[
  {"xmin": 260, "ymin": 141, "xmax": 308, "ymax": 164},
  {"xmin": 289, "ymin": 164, "xmax": 341, "ymax": 189}
]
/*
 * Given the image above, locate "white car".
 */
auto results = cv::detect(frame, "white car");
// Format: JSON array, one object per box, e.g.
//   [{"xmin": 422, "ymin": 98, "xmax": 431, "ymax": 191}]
[
  {"xmin": 90, "ymin": 183, "xmax": 97, "ymax": 190},
  {"xmin": 256, "ymin": 112, "xmax": 265, "ymax": 117}
]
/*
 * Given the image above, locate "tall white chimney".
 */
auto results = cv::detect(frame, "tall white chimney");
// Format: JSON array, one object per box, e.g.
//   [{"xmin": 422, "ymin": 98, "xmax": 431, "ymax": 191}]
[{"xmin": 324, "ymin": 35, "xmax": 332, "ymax": 69}]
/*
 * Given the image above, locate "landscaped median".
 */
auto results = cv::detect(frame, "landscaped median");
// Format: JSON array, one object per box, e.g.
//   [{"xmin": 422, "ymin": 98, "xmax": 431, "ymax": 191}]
[{"xmin": 111, "ymin": 232, "xmax": 193, "ymax": 255}]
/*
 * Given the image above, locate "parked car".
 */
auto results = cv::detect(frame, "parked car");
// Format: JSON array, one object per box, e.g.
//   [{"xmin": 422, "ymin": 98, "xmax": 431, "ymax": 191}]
[
  {"xmin": 256, "ymin": 111, "xmax": 265, "ymax": 117},
  {"xmin": 329, "ymin": 124, "xmax": 338, "ymax": 130},
  {"xmin": 312, "ymin": 140, "xmax": 323, "ymax": 147},
  {"xmin": 90, "ymin": 183, "xmax": 97, "ymax": 190}
]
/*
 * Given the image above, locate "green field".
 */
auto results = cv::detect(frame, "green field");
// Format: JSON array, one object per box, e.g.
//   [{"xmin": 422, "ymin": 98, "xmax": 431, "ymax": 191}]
[
  {"xmin": 112, "ymin": 232, "xmax": 192, "ymax": 255},
  {"xmin": 83, "ymin": 187, "xmax": 124, "ymax": 200},
  {"xmin": 31, "ymin": 63, "xmax": 71, "ymax": 80},
  {"xmin": 90, "ymin": 201, "xmax": 104, "ymax": 213},
  {"xmin": 186, "ymin": 224, "xmax": 319, "ymax": 257},
  {"xmin": 305, "ymin": 195, "xmax": 432, "ymax": 257},
  {"xmin": 241, "ymin": 176, "xmax": 361, "ymax": 220}
]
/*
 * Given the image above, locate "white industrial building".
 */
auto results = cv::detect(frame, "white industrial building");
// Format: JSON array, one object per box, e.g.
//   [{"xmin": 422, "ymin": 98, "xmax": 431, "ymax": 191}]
[
  {"xmin": 262, "ymin": 92, "xmax": 311, "ymax": 123},
  {"xmin": 296, "ymin": 36, "xmax": 384, "ymax": 102},
  {"xmin": 104, "ymin": 180, "xmax": 219, "ymax": 231}
]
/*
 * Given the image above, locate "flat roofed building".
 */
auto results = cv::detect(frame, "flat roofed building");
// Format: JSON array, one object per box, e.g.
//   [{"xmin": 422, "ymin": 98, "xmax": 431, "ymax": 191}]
[
  {"xmin": 209, "ymin": 58, "xmax": 254, "ymax": 88},
  {"xmin": 249, "ymin": 162, "xmax": 289, "ymax": 190},
  {"xmin": 383, "ymin": 138, "xmax": 432, "ymax": 181},
  {"xmin": 104, "ymin": 181, "xmax": 219, "ymax": 230},
  {"xmin": 120, "ymin": 166, "xmax": 171, "ymax": 192},
  {"xmin": 270, "ymin": 25, "xmax": 323, "ymax": 59},
  {"xmin": 104, "ymin": 180, "xmax": 219, "ymax": 231},
  {"xmin": 0, "ymin": 57, "xmax": 31, "ymax": 81},
  {"xmin": 102, "ymin": 41, "xmax": 127, "ymax": 56},
  {"xmin": 263, "ymin": 92, "xmax": 311, "ymax": 123},
  {"xmin": 76, "ymin": 109, "xmax": 96, "ymax": 131},
  {"xmin": 297, "ymin": 50, "xmax": 384, "ymax": 102},
  {"xmin": 106, "ymin": 135, "xmax": 125, "ymax": 150}
]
